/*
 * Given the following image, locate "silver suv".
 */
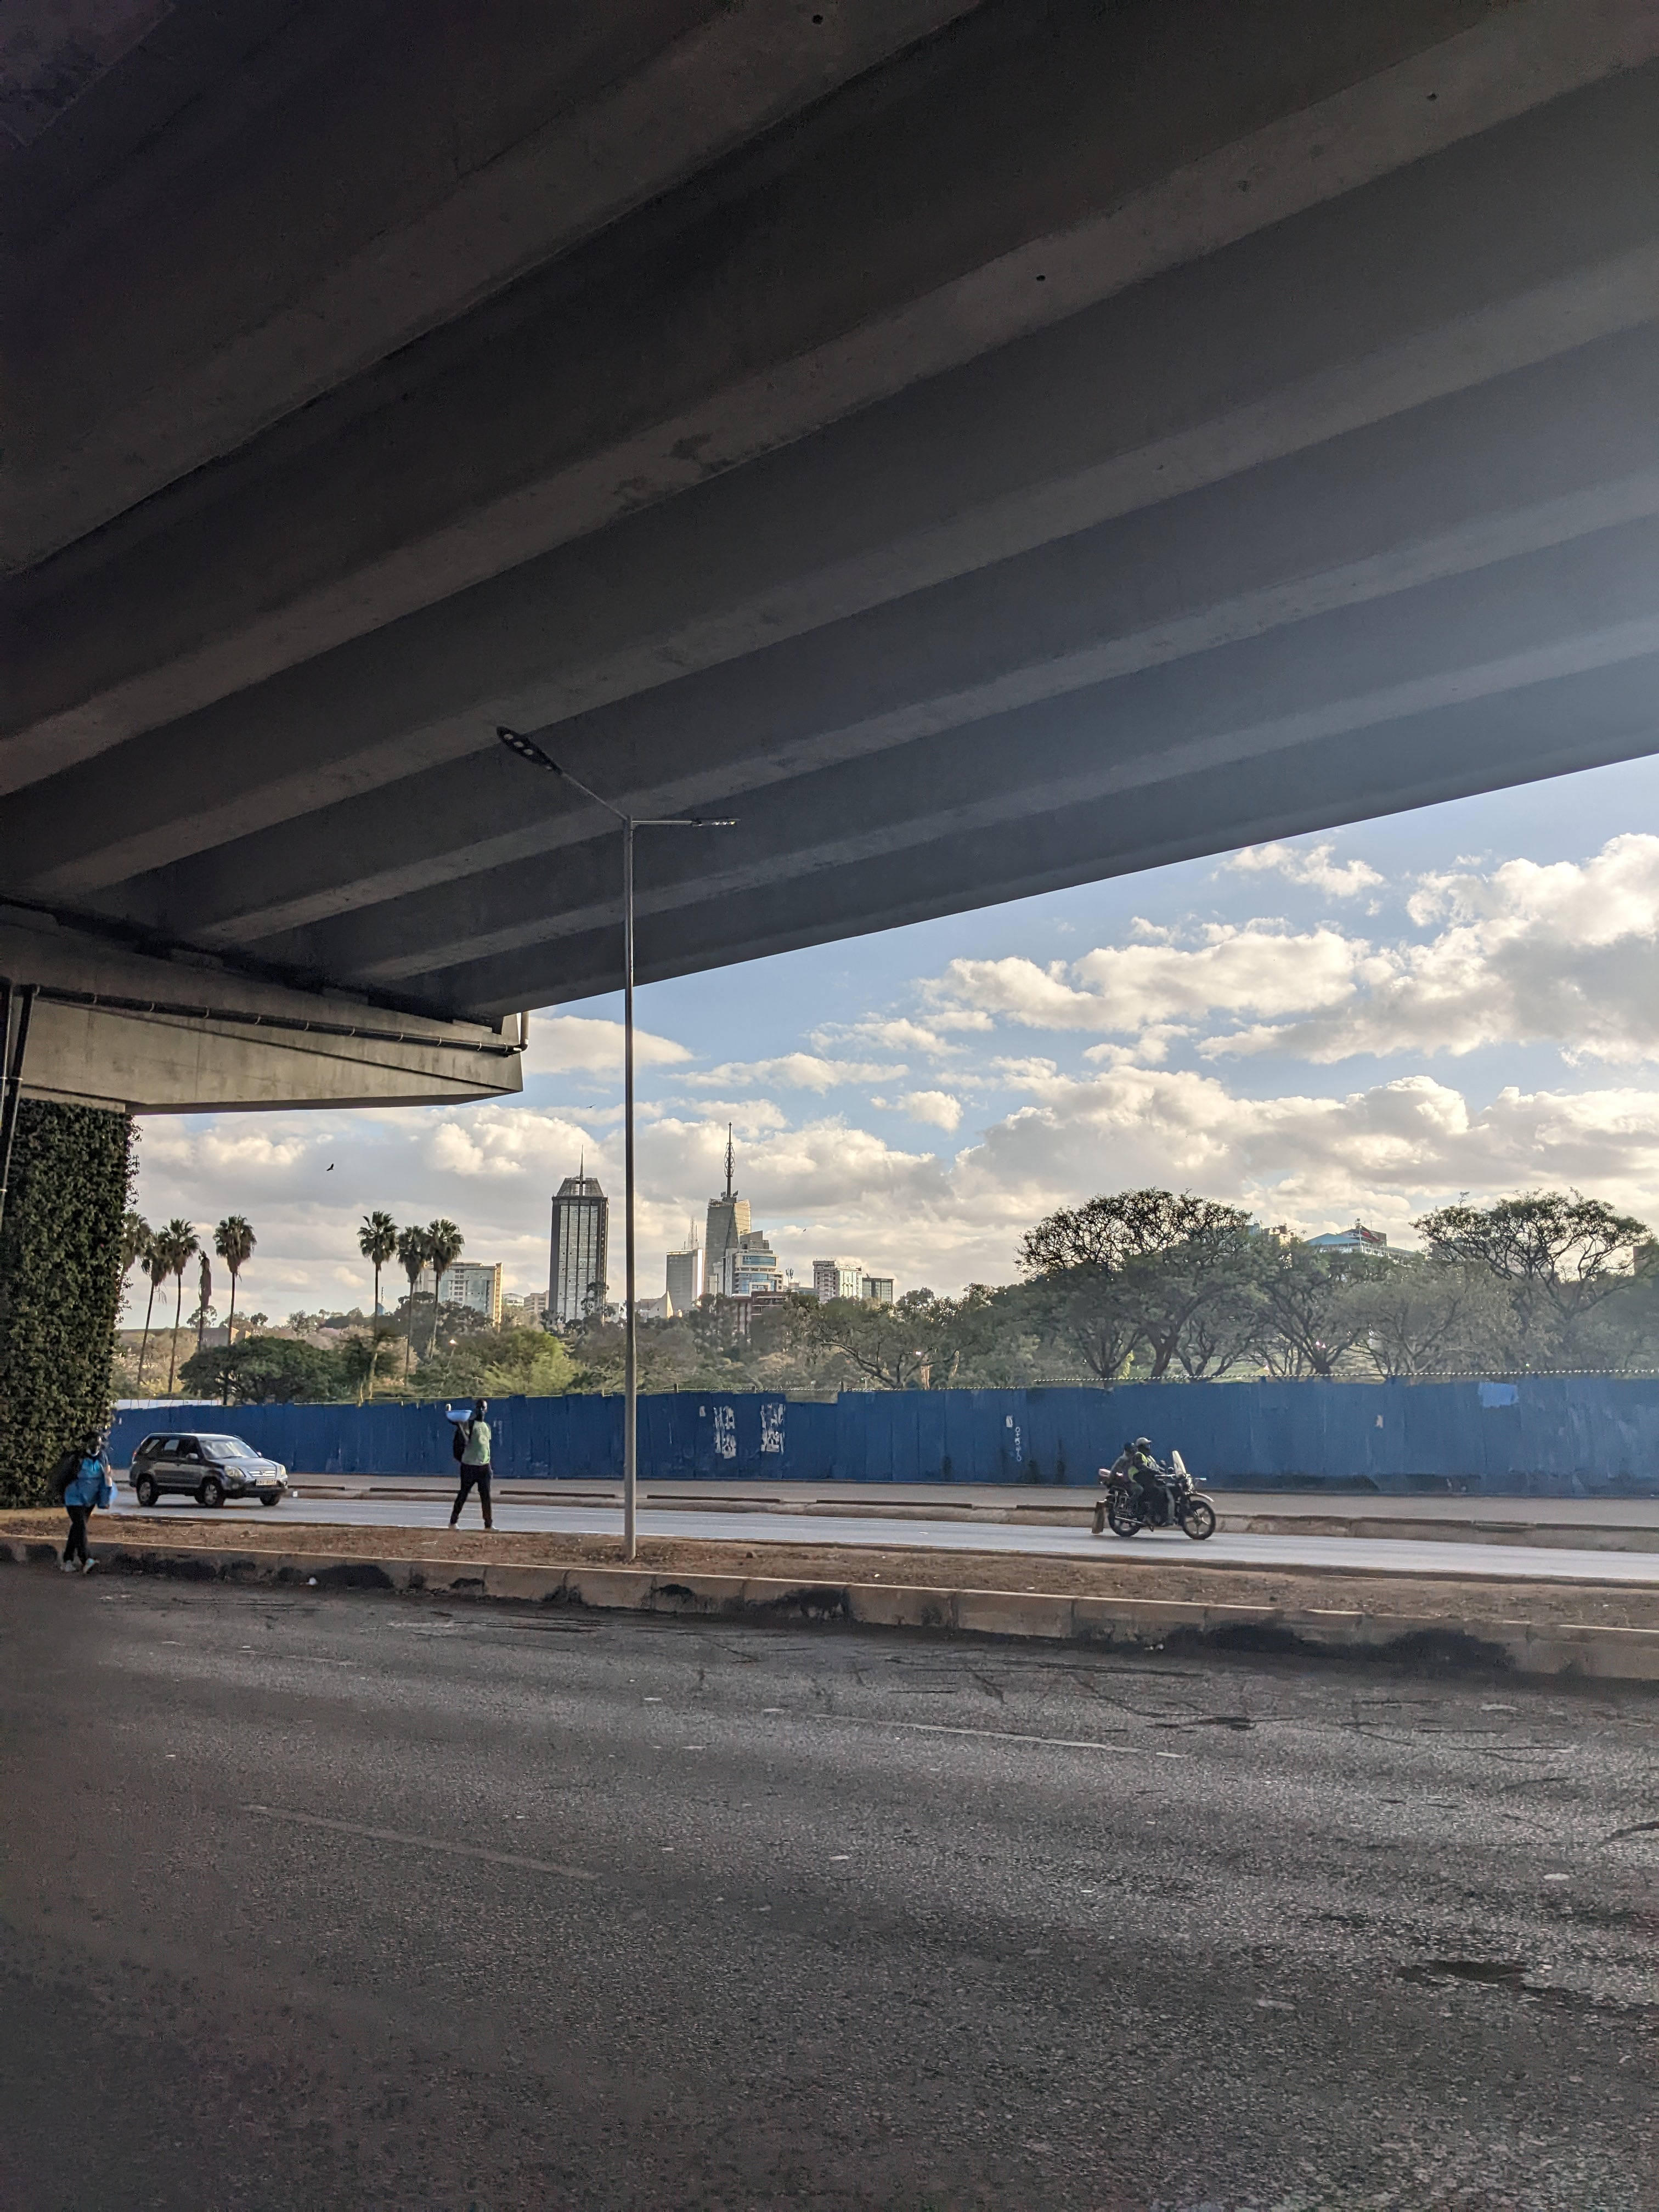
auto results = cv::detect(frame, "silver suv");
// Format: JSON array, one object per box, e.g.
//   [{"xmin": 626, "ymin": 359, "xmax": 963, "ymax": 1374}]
[{"xmin": 128, "ymin": 1432, "xmax": 289, "ymax": 1508}]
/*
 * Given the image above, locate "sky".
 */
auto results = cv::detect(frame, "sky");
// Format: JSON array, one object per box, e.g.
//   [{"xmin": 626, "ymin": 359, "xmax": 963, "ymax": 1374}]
[{"xmin": 127, "ymin": 754, "xmax": 1659, "ymax": 1325}]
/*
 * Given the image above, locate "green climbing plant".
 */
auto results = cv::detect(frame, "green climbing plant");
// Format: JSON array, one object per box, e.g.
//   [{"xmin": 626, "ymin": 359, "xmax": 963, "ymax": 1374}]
[{"xmin": 0, "ymin": 1102, "xmax": 133, "ymax": 1508}]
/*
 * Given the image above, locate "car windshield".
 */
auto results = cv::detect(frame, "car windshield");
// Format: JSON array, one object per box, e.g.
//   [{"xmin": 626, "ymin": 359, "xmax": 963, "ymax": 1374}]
[{"xmin": 196, "ymin": 1436, "xmax": 258, "ymax": 1459}]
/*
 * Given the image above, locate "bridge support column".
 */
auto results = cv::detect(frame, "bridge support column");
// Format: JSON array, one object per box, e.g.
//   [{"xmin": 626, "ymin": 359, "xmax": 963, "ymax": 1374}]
[{"xmin": 0, "ymin": 1098, "xmax": 131, "ymax": 1508}]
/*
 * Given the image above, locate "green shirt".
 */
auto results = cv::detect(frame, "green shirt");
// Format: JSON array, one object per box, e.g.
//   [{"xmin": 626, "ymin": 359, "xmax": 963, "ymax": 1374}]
[{"xmin": 461, "ymin": 1419, "xmax": 492, "ymax": 1466}]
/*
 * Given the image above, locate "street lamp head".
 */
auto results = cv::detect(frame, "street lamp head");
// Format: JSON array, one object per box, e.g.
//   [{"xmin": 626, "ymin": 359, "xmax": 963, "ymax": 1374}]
[{"xmin": 496, "ymin": 724, "xmax": 560, "ymax": 774}]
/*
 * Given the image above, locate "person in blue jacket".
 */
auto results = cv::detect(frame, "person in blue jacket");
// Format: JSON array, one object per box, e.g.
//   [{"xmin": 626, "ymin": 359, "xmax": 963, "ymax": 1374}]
[{"xmin": 54, "ymin": 1431, "xmax": 114, "ymax": 1574}]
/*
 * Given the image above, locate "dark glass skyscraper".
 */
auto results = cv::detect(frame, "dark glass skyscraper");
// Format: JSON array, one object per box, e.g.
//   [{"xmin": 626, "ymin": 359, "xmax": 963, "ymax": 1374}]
[
  {"xmin": 548, "ymin": 1172, "xmax": 608, "ymax": 1325},
  {"xmin": 704, "ymin": 1125, "xmax": 750, "ymax": 1294}
]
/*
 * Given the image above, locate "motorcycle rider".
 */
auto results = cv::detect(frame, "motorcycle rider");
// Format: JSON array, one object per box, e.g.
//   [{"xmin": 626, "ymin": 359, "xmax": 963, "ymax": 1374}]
[
  {"xmin": 1113, "ymin": 1436, "xmax": 1166, "ymax": 1525},
  {"xmin": 1094, "ymin": 1437, "xmax": 1166, "ymax": 1531}
]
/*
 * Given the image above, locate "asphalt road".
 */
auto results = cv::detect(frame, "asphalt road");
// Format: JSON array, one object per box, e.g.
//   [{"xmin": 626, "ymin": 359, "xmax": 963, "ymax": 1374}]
[
  {"xmin": 3, "ymin": 1570, "xmax": 1656, "ymax": 2211},
  {"xmin": 111, "ymin": 1488, "xmax": 1659, "ymax": 1583}
]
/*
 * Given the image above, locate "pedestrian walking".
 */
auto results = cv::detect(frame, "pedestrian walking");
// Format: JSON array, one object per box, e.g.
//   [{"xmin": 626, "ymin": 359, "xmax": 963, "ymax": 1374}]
[
  {"xmin": 449, "ymin": 1398, "xmax": 494, "ymax": 1530},
  {"xmin": 54, "ymin": 1431, "xmax": 114, "ymax": 1573}
]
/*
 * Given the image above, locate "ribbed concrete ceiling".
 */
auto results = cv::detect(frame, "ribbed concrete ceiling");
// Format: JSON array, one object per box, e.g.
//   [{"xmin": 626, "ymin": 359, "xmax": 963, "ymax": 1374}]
[{"xmin": 6, "ymin": 0, "xmax": 1659, "ymax": 1022}]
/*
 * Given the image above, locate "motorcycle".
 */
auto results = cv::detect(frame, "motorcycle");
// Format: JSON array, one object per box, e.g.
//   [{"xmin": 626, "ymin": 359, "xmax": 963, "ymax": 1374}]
[{"xmin": 1091, "ymin": 1449, "xmax": 1217, "ymax": 1541}]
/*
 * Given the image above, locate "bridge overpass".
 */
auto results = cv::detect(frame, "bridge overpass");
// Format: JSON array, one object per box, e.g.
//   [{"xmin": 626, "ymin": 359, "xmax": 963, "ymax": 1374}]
[{"xmin": 5, "ymin": 0, "xmax": 1659, "ymax": 1108}]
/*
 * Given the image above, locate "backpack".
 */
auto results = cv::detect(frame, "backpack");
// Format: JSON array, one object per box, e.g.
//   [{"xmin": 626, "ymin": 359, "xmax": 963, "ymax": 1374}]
[
  {"xmin": 452, "ymin": 1419, "xmax": 469, "ymax": 1462},
  {"xmin": 50, "ymin": 1448, "xmax": 80, "ymax": 1503}
]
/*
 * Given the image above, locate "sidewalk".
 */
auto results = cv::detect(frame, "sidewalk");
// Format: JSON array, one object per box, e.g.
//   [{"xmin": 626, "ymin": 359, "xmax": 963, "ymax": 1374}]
[{"xmin": 275, "ymin": 1476, "xmax": 1659, "ymax": 1551}]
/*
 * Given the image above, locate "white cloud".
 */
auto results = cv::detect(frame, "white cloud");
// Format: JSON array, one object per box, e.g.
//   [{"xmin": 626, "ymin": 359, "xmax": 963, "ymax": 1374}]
[
  {"xmin": 1225, "ymin": 840, "xmax": 1384, "ymax": 897},
  {"xmin": 929, "ymin": 928, "xmax": 1374, "ymax": 1036},
  {"xmin": 1216, "ymin": 834, "xmax": 1659, "ymax": 1065},
  {"xmin": 818, "ymin": 1014, "xmax": 984, "ymax": 1056},
  {"xmin": 919, "ymin": 837, "xmax": 1659, "ymax": 1069},
  {"xmin": 685, "ymin": 1053, "xmax": 906, "ymax": 1092},
  {"xmin": 900, "ymin": 1089, "xmax": 964, "ymax": 1131},
  {"xmin": 952, "ymin": 1064, "xmax": 1659, "ymax": 1249},
  {"xmin": 523, "ymin": 1014, "xmax": 690, "ymax": 1076}
]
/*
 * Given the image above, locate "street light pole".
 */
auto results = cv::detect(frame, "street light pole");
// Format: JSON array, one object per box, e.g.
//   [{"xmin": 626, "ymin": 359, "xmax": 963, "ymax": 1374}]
[
  {"xmin": 496, "ymin": 726, "xmax": 734, "ymax": 1561},
  {"xmin": 620, "ymin": 811, "xmax": 637, "ymax": 1559}
]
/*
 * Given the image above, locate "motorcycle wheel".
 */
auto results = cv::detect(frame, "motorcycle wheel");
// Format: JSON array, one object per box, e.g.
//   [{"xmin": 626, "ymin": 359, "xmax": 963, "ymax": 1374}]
[
  {"xmin": 1179, "ymin": 1497, "xmax": 1217, "ymax": 1541},
  {"xmin": 1106, "ymin": 1494, "xmax": 1142, "ymax": 1538}
]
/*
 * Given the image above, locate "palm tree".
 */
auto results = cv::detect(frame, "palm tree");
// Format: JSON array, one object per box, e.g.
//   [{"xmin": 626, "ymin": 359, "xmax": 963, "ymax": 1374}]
[
  {"xmin": 160, "ymin": 1220, "xmax": 200, "ymax": 1394},
  {"xmin": 425, "ymin": 1218, "xmax": 464, "ymax": 1363},
  {"xmin": 358, "ymin": 1211, "xmax": 398, "ymax": 1323},
  {"xmin": 194, "ymin": 1249, "xmax": 213, "ymax": 1354},
  {"xmin": 139, "ymin": 1224, "xmax": 180, "ymax": 1393},
  {"xmin": 396, "ymin": 1224, "xmax": 428, "ymax": 1380},
  {"xmin": 213, "ymin": 1216, "xmax": 256, "ymax": 1403},
  {"xmin": 132, "ymin": 1227, "xmax": 161, "ymax": 1391},
  {"xmin": 120, "ymin": 1211, "xmax": 150, "ymax": 1293}
]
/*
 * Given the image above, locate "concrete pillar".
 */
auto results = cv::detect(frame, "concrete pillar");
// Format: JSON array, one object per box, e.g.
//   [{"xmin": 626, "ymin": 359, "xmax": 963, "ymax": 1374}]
[{"xmin": 0, "ymin": 1098, "xmax": 131, "ymax": 1508}]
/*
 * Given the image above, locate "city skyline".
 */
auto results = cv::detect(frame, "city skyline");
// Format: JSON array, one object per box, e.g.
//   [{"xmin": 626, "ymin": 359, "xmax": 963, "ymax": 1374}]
[{"xmin": 124, "ymin": 758, "xmax": 1659, "ymax": 1325}]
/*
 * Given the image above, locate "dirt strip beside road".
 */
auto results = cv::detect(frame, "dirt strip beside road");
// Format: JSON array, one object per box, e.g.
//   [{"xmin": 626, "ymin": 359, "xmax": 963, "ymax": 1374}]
[{"xmin": 5, "ymin": 1511, "xmax": 1658, "ymax": 1634}]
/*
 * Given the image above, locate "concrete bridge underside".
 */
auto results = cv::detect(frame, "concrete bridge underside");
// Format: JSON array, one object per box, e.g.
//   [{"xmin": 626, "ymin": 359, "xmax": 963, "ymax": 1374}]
[{"xmin": 6, "ymin": 0, "xmax": 1659, "ymax": 1103}]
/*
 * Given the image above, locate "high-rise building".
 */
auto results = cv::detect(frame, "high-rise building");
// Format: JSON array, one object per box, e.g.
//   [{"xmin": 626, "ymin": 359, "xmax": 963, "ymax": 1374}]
[
  {"xmin": 861, "ymin": 1275, "xmax": 895, "ymax": 1305},
  {"xmin": 549, "ymin": 1170, "xmax": 608, "ymax": 1324},
  {"xmin": 664, "ymin": 1239, "xmax": 704, "ymax": 1316},
  {"xmin": 812, "ymin": 1259, "xmax": 863, "ymax": 1303},
  {"xmin": 724, "ymin": 1228, "xmax": 781, "ymax": 1297},
  {"xmin": 417, "ymin": 1259, "xmax": 503, "ymax": 1324},
  {"xmin": 704, "ymin": 1125, "xmax": 751, "ymax": 1290},
  {"xmin": 422, "ymin": 1260, "xmax": 502, "ymax": 1327}
]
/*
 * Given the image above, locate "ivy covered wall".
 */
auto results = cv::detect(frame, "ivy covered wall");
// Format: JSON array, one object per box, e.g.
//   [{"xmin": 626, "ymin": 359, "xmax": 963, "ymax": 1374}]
[{"xmin": 0, "ymin": 1101, "xmax": 133, "ymax": 1508}]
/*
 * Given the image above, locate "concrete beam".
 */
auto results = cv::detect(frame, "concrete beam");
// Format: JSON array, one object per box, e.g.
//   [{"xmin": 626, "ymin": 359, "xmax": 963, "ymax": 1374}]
[
  {"xmin": 112, "ymin": 321, "xmax": 1659, "ymax": 952},
  {"xmin": 436, "ymin": 651, "xmax": 1659, "ymax": 1017},
  {"xmin": 11, "ymin": 57, "xmax": 1659, "ymax": 906},
  {"xmin": 9, "ymin": 2, "xmax": 1651, "ymax": 790},
  {"xmin": 7, "ymin": 0, "xmax": 1659, "ymax": 1043},
  {"xmin": 0, "ymin": 913, "xmax": 523, "ymax": 1113},
  {"xmin": 252, "ymin": 517, "xmax": 1659, "ymax": 997},
  {"xmin": 6, "ymin": 0, "xmax": 978, "ymax": 570}
]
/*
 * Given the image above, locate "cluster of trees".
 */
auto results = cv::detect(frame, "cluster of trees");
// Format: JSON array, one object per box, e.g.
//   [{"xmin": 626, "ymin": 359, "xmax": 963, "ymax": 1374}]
[
  {"xmin": 119, "ymin": 1207, "xmax": 487, "ymax": 1406},
  {"xmin": 1009, "ymin": 1187, "xmax": 1658, "ymax": 1384},
  {"xmin": 120, "ymin": 1183, "xmax": 1659, "ymax": 1406},
  {"xmin": 575, "ymin": 1186, "xmax": 1659, "ymax": 1396},
  {"xmin": 170, "ymin": 1212, "xmax": 474, "ymax": 1404},
  {"xmin": 352, "ymin": 1211, "xmax": 466, "ymax": 1380},
  {"xmin": 123, "ymin": 1212, "xmax": 256, "ymax": 1395}
]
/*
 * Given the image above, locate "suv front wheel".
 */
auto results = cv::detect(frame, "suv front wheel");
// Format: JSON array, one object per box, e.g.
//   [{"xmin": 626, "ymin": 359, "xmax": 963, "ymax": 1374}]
[
  {"xmin": 133, "ymin": 1471, "xmax": 159, "ymax": 1507},
  {"xmin": 198, "ymin": 1475, "xmax": 225, "ymax": 1508}
]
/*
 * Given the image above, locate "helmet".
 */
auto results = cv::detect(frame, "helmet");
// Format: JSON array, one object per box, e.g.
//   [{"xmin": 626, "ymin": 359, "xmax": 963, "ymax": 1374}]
[{"xmin": 1133, "ymin": 1437, "xmax": 1151, "ymax": 1452}]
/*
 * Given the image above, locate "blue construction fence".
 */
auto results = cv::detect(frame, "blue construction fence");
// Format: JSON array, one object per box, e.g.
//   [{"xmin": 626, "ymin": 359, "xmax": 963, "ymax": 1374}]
[{"xmin": 106, "ymin": 1377, "xmax": 1659, "ymax": 1496}]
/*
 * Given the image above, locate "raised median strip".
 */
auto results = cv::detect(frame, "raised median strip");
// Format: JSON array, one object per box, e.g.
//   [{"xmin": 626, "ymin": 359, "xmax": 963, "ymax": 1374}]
[
  {"xmin": 5, "ymin": 1516, "xmax": 1657, "ymax": 1682},
  {"xmin": 276, "ymin": 1477, "xmax": 1659, "ymax": 1551}
]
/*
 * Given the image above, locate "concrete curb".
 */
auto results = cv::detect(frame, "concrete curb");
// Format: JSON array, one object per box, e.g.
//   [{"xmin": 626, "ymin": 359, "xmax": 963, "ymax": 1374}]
[
  {"xmin": 1223, "ymin": 1514, "xmax": 1659, "ymax": 1551},
  {"xmin": 7, "ymin": 1533, "xmax": 1657, "ymax": 1682}
]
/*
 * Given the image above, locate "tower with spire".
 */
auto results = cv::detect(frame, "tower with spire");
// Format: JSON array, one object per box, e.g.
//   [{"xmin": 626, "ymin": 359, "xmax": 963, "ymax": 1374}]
[{"xmin": 703, "ymin": 1122, "xmax": 751, "ymax": 1294}]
